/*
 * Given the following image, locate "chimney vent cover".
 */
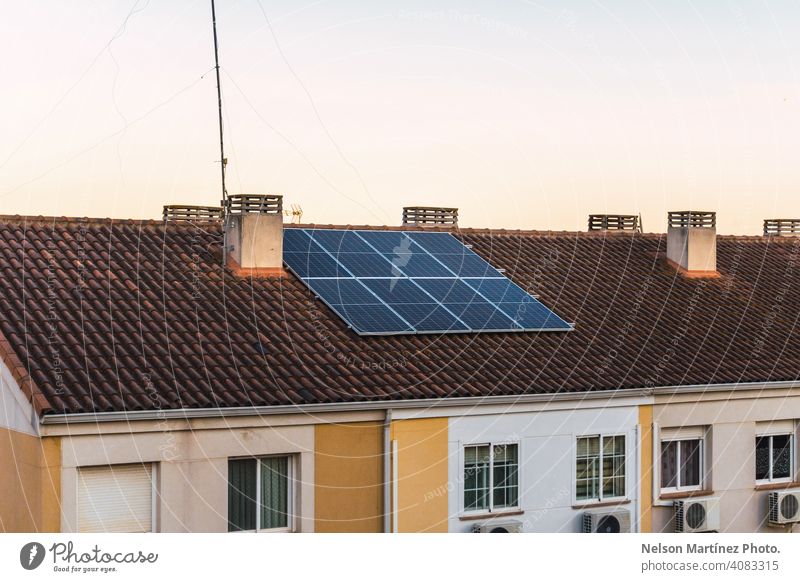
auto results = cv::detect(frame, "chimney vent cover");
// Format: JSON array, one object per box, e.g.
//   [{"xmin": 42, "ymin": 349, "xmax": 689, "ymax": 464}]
[
  {"xmin": 764, "ymin": 219, "xmax": 800, "ymax": 237},
  {"xmin": 402, "ymin": 206, "xmax": 458, "ymax": 227},
  {"xmin": 587, "ymin": 214, "xmax": 640, "ymax": 232},
  {"xmin": 163, "ymin": 205, "xmax": 223, "ymax": 222},
  {"xmin": 226, "ymin": 194, "xmax": 283, "ymax": 215},
  {"xmin": 668, "ymin": 211, "xmax": 716, "ymax": 229}
]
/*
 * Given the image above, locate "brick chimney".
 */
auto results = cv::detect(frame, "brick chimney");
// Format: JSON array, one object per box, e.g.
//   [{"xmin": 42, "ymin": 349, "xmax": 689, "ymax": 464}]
[
  {"xmin": 666, "ymin": 211, "xmax": 717, "ymax": 276},
  {"xmin": 224, "ymin": 194, "xmax": 284, "ymax": 275}
]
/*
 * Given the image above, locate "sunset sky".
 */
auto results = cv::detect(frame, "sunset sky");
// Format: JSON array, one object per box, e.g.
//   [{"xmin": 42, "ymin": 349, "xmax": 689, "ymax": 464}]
[{"xmin": 2, "ymin": 0, "xmax": 799, "ymax": 233}]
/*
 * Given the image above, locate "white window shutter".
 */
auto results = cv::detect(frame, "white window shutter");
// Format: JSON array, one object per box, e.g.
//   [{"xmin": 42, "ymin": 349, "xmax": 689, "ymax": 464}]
[{"xmin": 77, "ymin": 464, "xmax": 153, "ymax": 533}]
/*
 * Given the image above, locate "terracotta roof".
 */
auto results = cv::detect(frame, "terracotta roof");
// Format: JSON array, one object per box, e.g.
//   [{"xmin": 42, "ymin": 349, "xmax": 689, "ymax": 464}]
[{"xmin": 1, "ymin": 214, "xmax": 799, "ymax": 415}]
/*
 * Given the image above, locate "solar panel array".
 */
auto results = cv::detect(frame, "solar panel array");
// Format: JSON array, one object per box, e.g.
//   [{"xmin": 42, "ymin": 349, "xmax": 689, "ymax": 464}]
[{"xmin": 283, "ymin": 228, "xmax": 573, "ymax": 335}]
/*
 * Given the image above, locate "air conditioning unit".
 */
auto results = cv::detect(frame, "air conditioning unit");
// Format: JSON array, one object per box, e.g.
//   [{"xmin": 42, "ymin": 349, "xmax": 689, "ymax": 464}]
[
  {"xmin": 674, "ymin": 498, "xmax": 720, "ymax": 533},
  {"xmin": 472, "ymin": 519, "xmax": 523, "ymax": 533},
  {"xmin": 582, "ymin": 509, "xmax": 632, "ymax": 533},
  {"xmin": 768, "ymin": 490, "xmax": 800, "ymax": 526}
]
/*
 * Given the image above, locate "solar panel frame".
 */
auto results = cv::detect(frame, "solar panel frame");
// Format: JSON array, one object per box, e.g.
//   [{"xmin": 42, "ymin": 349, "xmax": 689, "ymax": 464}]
[{"xmin": 282, "ymin": 228, "xmax": 574, "ymax": 336}]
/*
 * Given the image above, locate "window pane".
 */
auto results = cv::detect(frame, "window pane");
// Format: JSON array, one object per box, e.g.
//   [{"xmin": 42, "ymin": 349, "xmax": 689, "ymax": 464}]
[
  {"xmin": 464, "ymin": 445, "xmax": 490, "ymax": 511},
  {"xmin": 602, "ymin": 436, "xmax": 625, "ymax": 498},
  {"xmin": 578, "ymin": 436, "xmax": 600, "ymax": 457},
  {"xmin": 661, "ymin": 441, "xmax": 678, "ymax": 488},
  {"xmin": 679, "ymin": 439, "xmax": 701, "ymax": 488},
  {"xmin": 261, "ymin": 457, "xmax": 289, "ymax": 529},
  {"xmin": 228, "ymin": 459, "xmax": 257, "ymax": 532},
  {"xmin": 604, "ymin": 435, "xmax": 624, "ymax": 456},
  {"xmin": 755, "ymin": 436, "xmax": 771, "ymax": 481},
  {"xmin": 576, "ymin": 438, "xmax": 600, "ymax": 500},
  {"xmin": 772, "ymin": 435, "xmax": 792, "ymax": 480},
  {"xmin": 492, "ymin": 444, "xmax": 519, "ymax": 509}
]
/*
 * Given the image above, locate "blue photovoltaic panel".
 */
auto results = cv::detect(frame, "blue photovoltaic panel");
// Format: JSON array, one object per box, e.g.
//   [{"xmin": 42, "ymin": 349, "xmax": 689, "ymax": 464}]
[
  {"xmin": 330, "ymin": 303, "xmax": 411, "ymax": 334},
  {"xmin": 356, "ymin": 231, "xmax": 454, "ymax": 277},
  {"xmin": 355, "ymin": 231, "xmax": 413, "ymax": 253},
  {"xmin": 445, "ymin": 302, "xmax": 519, "ymax": 331},
  {"xmin": 301, "ymin": 278, "xmax": 414, "ymax": 334},
  {"xmin": 463, "ymin": 278, "xmax": 532, "ymax": 303},
  {"xmin": 497, "ymin": 302, "xmax": 570, "ymax": 329},
  {"xmin": 384, "ymin": 248, "xmax": 454, "ymax": 277},
  {"xmin": 360, "ymin": 279, "xmax": 436, "ymax": 304},
  {"xmin": 463, "ymin": 279, "xmax": 572, "ymax": 330},
  {"xmin": 282, "ymin": 228, "xmax": 573, "ymax": 335},
  {"xmin": 282, "ymin": 252, "xmax": 341, "ymax": 278},
  {"xmin": 387, "ymin": 251, "xmax": 454, "ymax": 278},
  {"xmin": 308, "ymin": 229, "xmax": 374, "ymax": 254},
  {"xmin": 431, "ymin": 253, "xmax": 502, "ymax": 277},
  {"xmin": 360, "ymin": 279, "xmax": 469, "ymax": 332},
  {"xmin": 414, "ymin": 278, "xmax": 489, "ymax": 305},
  {"xmin": 304, "ymin": 278, "xmax": 381, "ymax": 305},
  {"xmin": 404, "ymin": 231, "xmax": 467, "ymax": 254},
  {"xmin": 391, "ymin": 303, "xmax": 468, "ymax": 332},
  {"xmin": 406, "ymin": 232, "xmax": 503, "ymax": 277},
  {"xmin": 283, "ymin": 228, "xmax": 314, "ymax": 251},
  {"xmin": 330, "ymin": 252, "xmax": 396, "ymax": 278}
]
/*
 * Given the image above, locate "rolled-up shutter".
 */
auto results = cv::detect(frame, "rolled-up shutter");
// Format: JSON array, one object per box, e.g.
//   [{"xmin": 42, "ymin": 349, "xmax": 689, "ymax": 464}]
[{"xmin": 77, "ymin": 464, "xmax": 153, "ymax": 532}]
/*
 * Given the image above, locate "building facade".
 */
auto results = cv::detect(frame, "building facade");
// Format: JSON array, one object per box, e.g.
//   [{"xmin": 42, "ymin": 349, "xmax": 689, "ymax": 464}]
[{"xmin": 2, "ymin": 209, "xmax": 800, "ymax": 533}]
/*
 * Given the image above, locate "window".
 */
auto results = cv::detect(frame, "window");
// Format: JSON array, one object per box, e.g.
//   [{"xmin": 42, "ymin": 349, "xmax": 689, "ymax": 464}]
[
  {"xmin": 661, "ymin": 438, "xmax": 703, "ymax": 491},
  {"xmin": 77, "ymin": 464, "xmax": 155, "ymax": 533},
  {"xmin": 756, "ymin": 434, "xmax": 793, "ymax": 483},
  {"xmin": 228, "ymin": 456, "xmax": 293, "ymax": 532},
  {"xmin": 463, "ymin": 443, "xmax": 519, "ymax": 512},
  {"xmin": 576, "ymin": 435, "xmax": 625, "ymax": 501}
]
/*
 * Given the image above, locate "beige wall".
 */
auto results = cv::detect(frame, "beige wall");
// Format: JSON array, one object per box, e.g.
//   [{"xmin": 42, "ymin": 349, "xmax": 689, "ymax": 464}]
[
  {"xmin": 314, "ymin": 421, "xmax": 383, "ymax": 532},
  {"xmin": 391, "ymin": 417, "xmax": 449, "ymax": 533},
  {"xmin": 652, "ymin": 390, "xmax": 800, "ymax": 533},
  {"xmin": 0, "ymin": 428, "xmax": 60, "ymax": 532}
]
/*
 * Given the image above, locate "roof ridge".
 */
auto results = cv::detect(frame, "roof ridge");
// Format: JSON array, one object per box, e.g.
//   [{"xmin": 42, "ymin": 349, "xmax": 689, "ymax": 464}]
[{"xmin": 0, "ymin": 214, "xmax": 780, "ymax": 240}]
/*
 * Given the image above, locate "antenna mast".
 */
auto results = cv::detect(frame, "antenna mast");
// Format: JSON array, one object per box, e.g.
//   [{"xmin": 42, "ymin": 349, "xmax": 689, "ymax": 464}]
[{"xmin": 211, "ymin": 0, "xmax": 227, "ymax": 206}]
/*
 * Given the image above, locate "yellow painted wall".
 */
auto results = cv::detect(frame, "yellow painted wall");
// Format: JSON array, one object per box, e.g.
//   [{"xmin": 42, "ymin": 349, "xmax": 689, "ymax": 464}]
[
  {"xmin": 391, "ymin": 417, "xmax": 449, "ymax": 533},
  {"xmin": 0, "ymin": 428, "xmax": 60, "ymax": 532},
  {"xmin": 639, "ymin": 405, "xmax": 653, "ymax": 533},
  {"xmin": 314, "ymin": 422, "xmax": 383, "ymax": 532}
]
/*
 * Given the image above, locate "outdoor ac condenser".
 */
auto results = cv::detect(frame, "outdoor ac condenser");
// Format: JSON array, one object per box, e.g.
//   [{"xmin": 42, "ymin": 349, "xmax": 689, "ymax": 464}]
[
  {"xmin": 674, "ymin": 498, "xmax": 720, "ymax": 533},
  {"xmin": 582, "ymin": 508, "xmax": 632, "ymax": 533},
  {"xmin": 472, "ymin": 519, "xmax": 523, "ymax": 533},
  {"xmin": 768, "ymin": 490, "xmax": 800, "ymax": 526}
]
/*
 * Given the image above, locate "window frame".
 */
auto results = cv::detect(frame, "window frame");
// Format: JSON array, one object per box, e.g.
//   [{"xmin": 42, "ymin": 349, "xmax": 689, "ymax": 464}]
[
  {"xmin": 755, "ymin": 432, "xmax": 795, "ymax": 485},
  {"xmin": 574, "ymin": 433, "xmax": 628, "ymax": 504},
  {"xmin": 659, "ymin": 436, "xmax": 704, "ymax": 494},
  {"xmin": 460, "ymin": 441, "xmax": 521, "ymax": 515},
  {"xmin": 227, "ymin": 455, "xmax": 295, "ymax": 533}
]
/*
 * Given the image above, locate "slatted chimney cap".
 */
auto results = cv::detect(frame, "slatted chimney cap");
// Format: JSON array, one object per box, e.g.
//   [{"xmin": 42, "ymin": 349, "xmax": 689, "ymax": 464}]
[
  {"xmin": 163, "ymin": 205, "xmax": 224, "ymax": 222},
  {"xmin": 226, "ymin": 194, "xmax": 283, "ymax": 215},
  {"xmin": 668, "ymin": 211, "xmax": 716, "ymax": 229},
  {"xmin": 764, "ymin": 219, "xmax": 800, "ymax": 237},
  {"xmin": 587, "ymin": 214, "xmax": 639, "ymax": 232},
  {"xmin": 402, "ymin": 206, "xmax": 458, "ymax": 226}
]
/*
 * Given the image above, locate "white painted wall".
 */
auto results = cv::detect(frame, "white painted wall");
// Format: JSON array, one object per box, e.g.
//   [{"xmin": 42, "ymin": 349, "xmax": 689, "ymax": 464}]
[
  {"xmin": 446, "ymin": 404, "xmax": 641, "ymax": 533},
  {"xmin": 0, "ymin": 357, "xmax": 37, "ymax": 436}
]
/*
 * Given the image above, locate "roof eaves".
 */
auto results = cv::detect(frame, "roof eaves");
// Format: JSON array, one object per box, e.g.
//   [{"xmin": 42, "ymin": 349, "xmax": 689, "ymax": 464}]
[{"xmin": 0, "ymin": 328, "xmax": 49, "ymax": 415}]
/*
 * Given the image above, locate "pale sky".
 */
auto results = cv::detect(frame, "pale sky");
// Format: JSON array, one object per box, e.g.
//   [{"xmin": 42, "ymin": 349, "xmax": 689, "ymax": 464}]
[{"xmin": 1, "ymin": 1, "xmax": 798, "ymax": 233}]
